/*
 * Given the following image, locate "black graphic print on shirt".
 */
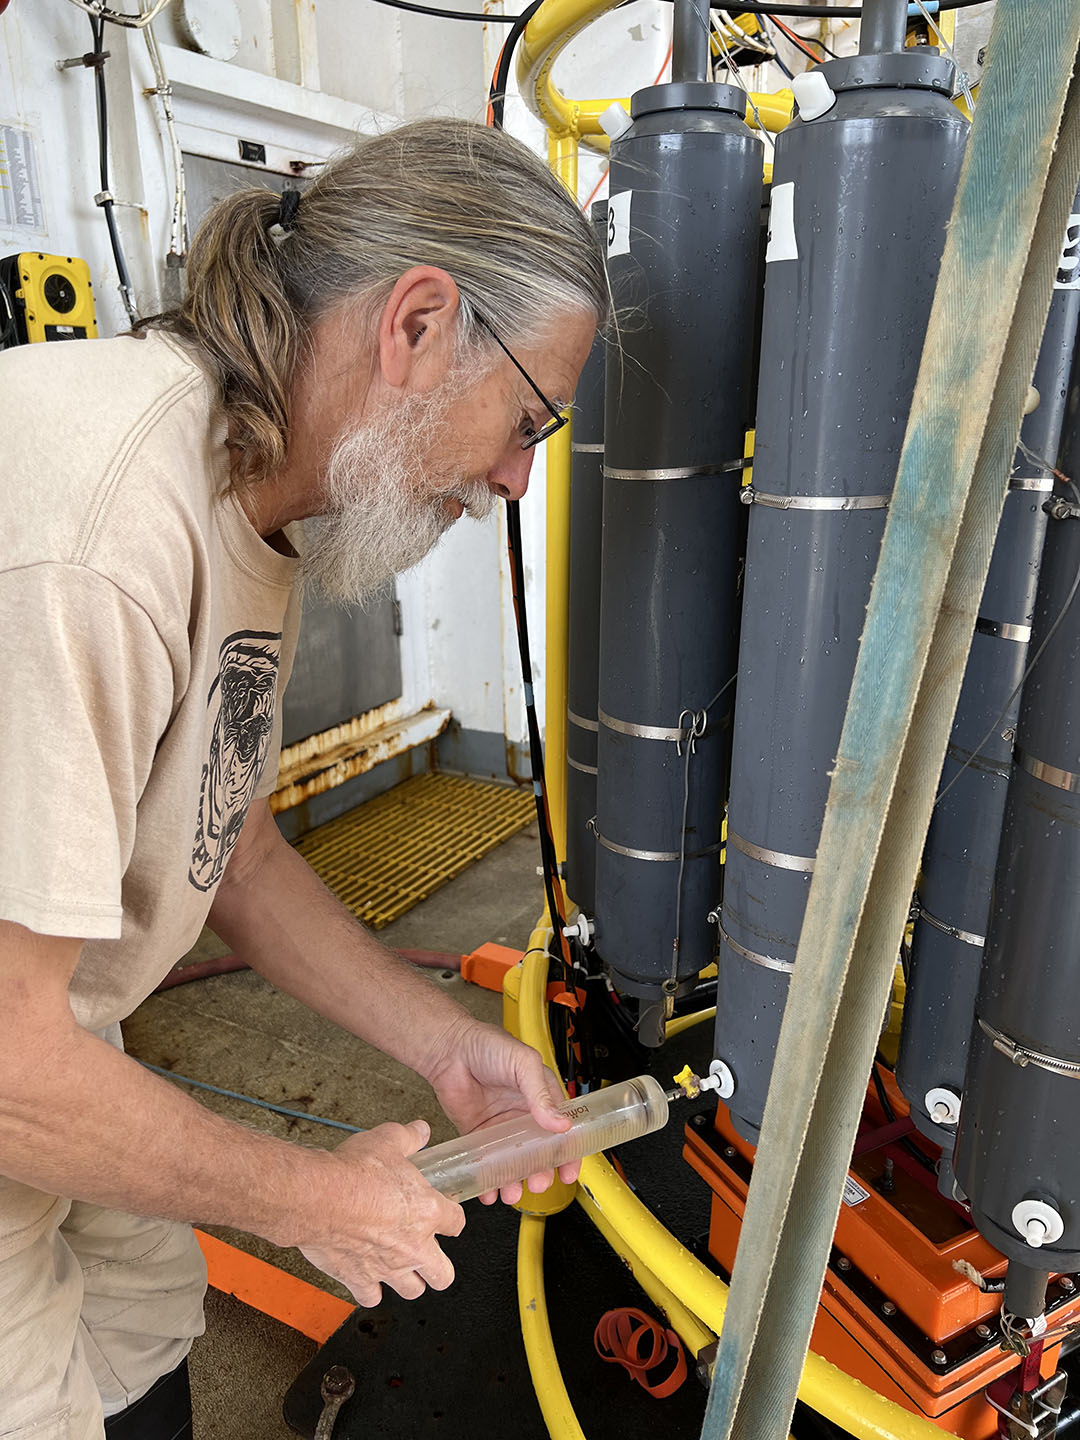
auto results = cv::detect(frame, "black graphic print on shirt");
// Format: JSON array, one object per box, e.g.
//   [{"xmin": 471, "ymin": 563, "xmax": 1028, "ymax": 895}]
[{"xmin": 189, "ymin": 630, "xmax": 281, "ymax": 893}]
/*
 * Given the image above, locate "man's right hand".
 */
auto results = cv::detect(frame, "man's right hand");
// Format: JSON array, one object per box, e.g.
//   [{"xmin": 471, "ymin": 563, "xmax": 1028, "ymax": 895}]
[{"xmin": 298, "ymin": 1119, "xmax": 465, "ymax": 1308}]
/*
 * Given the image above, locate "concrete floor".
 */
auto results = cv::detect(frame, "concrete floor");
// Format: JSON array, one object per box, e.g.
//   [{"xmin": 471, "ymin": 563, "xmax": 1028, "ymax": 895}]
[{"xmin": 121, "ymin": 819, "xmax": 544, "ymax": 1439}]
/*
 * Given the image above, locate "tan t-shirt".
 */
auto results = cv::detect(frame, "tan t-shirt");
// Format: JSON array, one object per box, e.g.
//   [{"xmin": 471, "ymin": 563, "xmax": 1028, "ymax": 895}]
[{"xmin": 0, "ymin": 330, "xmax": 301, "ymax": 1024}]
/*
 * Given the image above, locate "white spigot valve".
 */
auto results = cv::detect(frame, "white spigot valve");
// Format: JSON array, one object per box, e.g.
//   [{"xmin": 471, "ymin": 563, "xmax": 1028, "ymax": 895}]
[
  {"xmin": 1011, "ymin": 1199, "xmax": 1064, "ymax": 1250},
  {"xmin": 925, "ymin": 1087, "xmax": 961, "ymax": 1127},
  {"xmin": 562, "ymin": 914, "xmax": 594, "ymax": 947}
]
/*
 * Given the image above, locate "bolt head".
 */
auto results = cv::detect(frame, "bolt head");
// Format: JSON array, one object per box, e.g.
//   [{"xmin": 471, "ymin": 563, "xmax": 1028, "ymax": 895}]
[
  {"xmin": 723, "ymin": 1145, "xmax": 736, "ymax": 1159},
  {"xmin": 882, "ymin": 1301, "xmax": 897, "ymax": 1317},
  {"xmin": 975, "ymin": 1323, "xmax": 992, "ymax": 1339},
  {"xmin": 1060, "ymin": 1276, "xmax": 1076, "ymax": 1294},
  {"xmin": 931, "ymin": 1349, "xmax": 948, "ymax": 1367},
  {"xmin": 836, "ymin": 1256, "xmax": 852, "ymax": 1272},
  {"xmin": 322, "ymin": 1365, "xmax": 355, "ymax": 1399}
]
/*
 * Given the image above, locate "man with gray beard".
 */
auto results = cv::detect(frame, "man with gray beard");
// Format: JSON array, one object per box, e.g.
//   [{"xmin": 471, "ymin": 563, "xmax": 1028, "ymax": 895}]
[{"xmin": 0, "ymin": 118, "xmax": 605, "ymax": 1439}]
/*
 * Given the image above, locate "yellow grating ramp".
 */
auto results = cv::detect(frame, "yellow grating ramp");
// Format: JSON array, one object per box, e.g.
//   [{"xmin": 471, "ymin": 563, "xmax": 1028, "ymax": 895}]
[{"xmin": 294, "ymin": 772, "xmax": 536, "ymax": 929}]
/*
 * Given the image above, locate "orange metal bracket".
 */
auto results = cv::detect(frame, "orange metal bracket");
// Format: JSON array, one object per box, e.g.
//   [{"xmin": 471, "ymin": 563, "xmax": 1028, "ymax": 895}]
[{"xmin": 462, "ymin": 942, "xmax": 524, "ymax": 992}]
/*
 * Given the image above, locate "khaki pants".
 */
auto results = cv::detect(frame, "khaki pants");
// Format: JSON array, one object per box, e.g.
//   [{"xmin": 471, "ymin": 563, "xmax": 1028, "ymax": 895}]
[
  {"xmin": 0, "ymin": 1197, "xmax": 207, "ymax": 1440},
  {"xmin": 0, "ymin": 1027, "xmax": 207, "ymax": 1439}
]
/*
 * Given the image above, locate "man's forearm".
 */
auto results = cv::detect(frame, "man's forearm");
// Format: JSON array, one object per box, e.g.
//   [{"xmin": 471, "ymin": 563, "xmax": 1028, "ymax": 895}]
[
  {"xmin": 209, "ymin": 829, "xmax": 477, "ymax": 1082},
  {"xmin": 0, "ymin": 1020, "xmax": 335, "ymax": 1248}
]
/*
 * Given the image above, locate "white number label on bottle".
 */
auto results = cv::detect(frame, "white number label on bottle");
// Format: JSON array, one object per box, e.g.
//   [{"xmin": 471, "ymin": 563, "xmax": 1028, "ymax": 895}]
[
  {"xmin": 766, "ymin": 181, "xmax": 799, "ymax": 264},
  {"xmin": 1055, "ymin": 212, "xmax": 1080, "ymax": 289},
  {"xmin": 607, "ymin": 190, "xmax": 632, "ymax": 259}
]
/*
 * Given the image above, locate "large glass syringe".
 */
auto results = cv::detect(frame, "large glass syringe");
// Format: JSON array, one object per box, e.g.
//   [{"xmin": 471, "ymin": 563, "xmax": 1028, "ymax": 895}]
[{"xmin": 412, "ymin": 1075, "xmax": 672, "ymax": 1202}]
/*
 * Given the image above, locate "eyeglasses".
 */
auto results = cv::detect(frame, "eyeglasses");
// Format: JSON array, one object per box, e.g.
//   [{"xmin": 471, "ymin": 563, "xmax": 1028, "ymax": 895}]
[{"xmin": 475, "ymin": 313, "xmax": 568, "ymax": 450}]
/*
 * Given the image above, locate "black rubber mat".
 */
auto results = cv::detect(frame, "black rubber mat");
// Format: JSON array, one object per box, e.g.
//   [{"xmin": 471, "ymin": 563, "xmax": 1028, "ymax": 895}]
[{"xmin": 284, "ymin": 1030, "xmax": 718, "ymax": 1439}]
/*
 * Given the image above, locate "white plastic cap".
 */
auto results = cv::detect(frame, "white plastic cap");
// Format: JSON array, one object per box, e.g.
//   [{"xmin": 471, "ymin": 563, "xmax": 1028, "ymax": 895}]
[
  {"xmin": 598, "ymin": 102, "xmax": 634, "ymax": 142},
  {"xmin": 791, "ymin": 70, "xmax": 837, "ymax": 123}
]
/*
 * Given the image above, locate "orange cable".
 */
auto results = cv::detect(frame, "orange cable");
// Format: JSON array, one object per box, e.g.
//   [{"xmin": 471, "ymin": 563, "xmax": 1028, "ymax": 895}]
[{"xmin": 768, "ymin": 13, "xmax": 821, "ymax": 65}]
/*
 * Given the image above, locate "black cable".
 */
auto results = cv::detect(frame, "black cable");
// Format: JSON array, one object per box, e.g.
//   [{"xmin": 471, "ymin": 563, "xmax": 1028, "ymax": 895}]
[
  {"xmin": 488, "ymin": 0, "xmax": 547, "ymax": 126},
  {"xmin": 761, "ymin": 21, "xmax": 796, "ymax": 80},
  {"xmin": 367, "ymin": 0, "xmax": 987, "ymax": 23},
  {"xmin": 89, "ymin": 16, "xmax": 139, "ymax": 323},
  {"xmin": 871, "ymin": 1060, "xmax": 940, "ymax": 1175},
  {"xmin": 503, "ymin": 497, "xmax": 581, "ymax": 1089},
  {"xmin": 0, "ymin": 282, "xmax": 17, "ymax": 348},
  {"xmin": 767, "ymin": 13, "xmax": 839, "ymax": 57},
  {"xmin": 871, "ymin": 1063, "xmax": 896, "ymax": 1124}
]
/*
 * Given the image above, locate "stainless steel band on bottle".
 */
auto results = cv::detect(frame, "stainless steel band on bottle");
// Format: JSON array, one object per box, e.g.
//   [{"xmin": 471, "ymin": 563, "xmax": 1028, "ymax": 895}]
[
  {"xmin": 598, "ymin": 707, "xmax": 721, "ymax": 743},
  {"xmin": 567, "ymin": 756, "xmax": 598, "ymax": 776},
  {"xmin": 603, "ymin": 459, "xmax": 745, "ymax": 481},
  {"xmin": 978, "ymin": 1017, "xmax": 1080, "ymax": 1080},
  {"xmin": 1009, "ymin": 473, "xmax": 1055, "ymax": 492},
  {"xmin": 594, "ymin": 832, "xmax": 723, "ymax": 863},
  {"xmin": 1015, "ymin": 745, "xmax": 1080, "ymax": 794},
  {"xmin": 718, "ymin": 922, "xmax": 793, "ymax": 974},
  {"xmin": 568, "ymin": 707, "xmax": 599, "ymax": 733},
  {"xmin": 975, "ymin": 617, "xmax": 1033, "ymax": 643},
  {"xmin": 727, "ymin": 827, "xmax": 816, "ymax": 873},
  {"xmin": 740, "ymin": 488, "xmax": 890, "ymax": 511},
  {"xmin": 913, "ymin": 901, "xmax": 985, "ymax": 948}
]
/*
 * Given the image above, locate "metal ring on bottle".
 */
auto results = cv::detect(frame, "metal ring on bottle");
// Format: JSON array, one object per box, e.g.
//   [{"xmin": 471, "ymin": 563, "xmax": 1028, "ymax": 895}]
[
  {"xmin": 571, "ymin": 441, "xmax": 605, "ymax": 454},
  {"xmin": 1015, "ymin": 745, "xmax": 1080, "ymax": 794},
  {"xmin": 727, "ymin": 828, "xmax": 816, "ymax": 873},
  {"xmin": 568, "ymin": 707, "xmax": 599, "ymax": 733},
  {"xmin": 602, "ymin": 460, "xmax": 744, "ymax": 481},
  {"xmin": 743, "ymin": 489, "xmax": 890, "ymax": 511},
  {"xmin": 915, "ymin": 905, "xmax": 985, "ymax": 948},
  {"xmin": 567, "ymin": 756, "xmax": 598, "ymax": 776},
  {"xmin": 977, "ymin": 1017, "xmax": 1080, "ymax": 1080},
  {"xmin": 975, "ymin": 617, "xmax": 1032, "ymax": 643},
  {"xmin": 945, "ymin": 740, "xmax": 1010, "ymax": 780},
  {"xmin": 718, "ymin": 924, "xmax": 793, "ymax": 974},
  {"xmin": 595, "ymin": 832, "xmax": 724, "ymax": 863},
  {"xmin": 598, "ymin": 707, "xmax": 717, "ymax": 743},
  {"xmin": 1009, "ymin": 474, "xmax": 1055, "ymax": 493}
]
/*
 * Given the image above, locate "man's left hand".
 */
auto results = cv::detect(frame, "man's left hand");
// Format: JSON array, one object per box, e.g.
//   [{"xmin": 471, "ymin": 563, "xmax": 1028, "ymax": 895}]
[{"xmin": 425, "ymin": 1018, "xmax": 578, "ymax": 1206}]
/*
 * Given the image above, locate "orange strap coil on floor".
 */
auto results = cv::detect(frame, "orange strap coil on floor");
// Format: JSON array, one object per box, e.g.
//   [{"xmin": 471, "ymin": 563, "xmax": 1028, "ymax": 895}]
[{"xmin": 594, "ymin": 1306, "xmax": 688, "ymax": 1399}]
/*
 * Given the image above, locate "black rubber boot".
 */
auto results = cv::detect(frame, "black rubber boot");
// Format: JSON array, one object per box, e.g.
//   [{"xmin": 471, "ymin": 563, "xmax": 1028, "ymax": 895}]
[{"xmin": 103, "ymin": 1357, "xmax": 193, "ymax": 1440}]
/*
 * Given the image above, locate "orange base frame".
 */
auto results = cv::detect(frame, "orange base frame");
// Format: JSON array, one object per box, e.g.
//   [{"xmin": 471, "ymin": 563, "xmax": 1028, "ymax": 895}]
[
  {"xmin": 195, "ymin": 1230, "xmax": 353, "ymax": 1343},
  {"xmin": 682, "ymin": 1073, "xmax": 1080, "ymax": 1438}
]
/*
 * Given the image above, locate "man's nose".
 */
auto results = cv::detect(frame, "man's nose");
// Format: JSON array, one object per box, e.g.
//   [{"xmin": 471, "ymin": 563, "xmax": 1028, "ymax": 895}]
[{"xmin": 487, "ymin": 445, "xmax": 535, "ymax": 503}]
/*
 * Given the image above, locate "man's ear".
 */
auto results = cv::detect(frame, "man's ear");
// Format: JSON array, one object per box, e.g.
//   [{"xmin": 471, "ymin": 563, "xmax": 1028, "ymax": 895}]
[{"xmin": 377, "ymin": 266, "xmax": 461, "ymax": 392}]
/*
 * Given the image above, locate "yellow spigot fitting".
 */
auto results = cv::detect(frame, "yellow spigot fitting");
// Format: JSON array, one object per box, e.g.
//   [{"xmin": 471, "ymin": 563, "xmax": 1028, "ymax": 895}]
[{"xmin": 672, "ymin": 1065, "xmax": 702, "ymax": 1099}]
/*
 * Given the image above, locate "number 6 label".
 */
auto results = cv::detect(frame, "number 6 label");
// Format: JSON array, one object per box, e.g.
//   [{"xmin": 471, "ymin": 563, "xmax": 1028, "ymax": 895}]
[{"xmin": 607, "ymin": 190, "xmax": 632, "ymax": 259}]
